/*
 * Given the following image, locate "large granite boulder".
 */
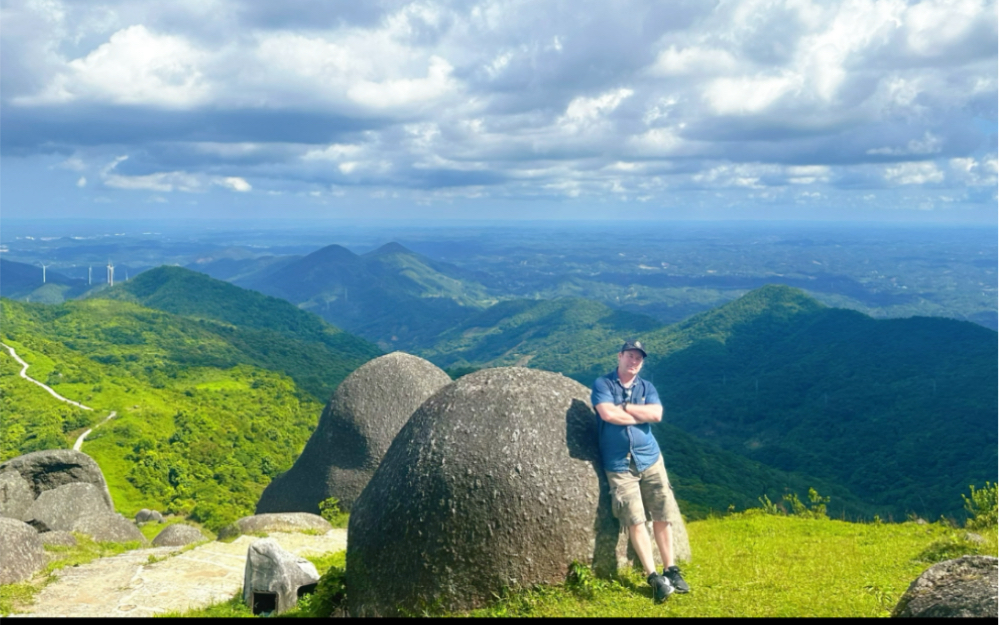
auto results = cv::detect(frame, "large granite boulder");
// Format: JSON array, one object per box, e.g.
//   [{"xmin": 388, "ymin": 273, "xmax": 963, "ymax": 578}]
[
  {"xmin": 347, "ymin": 367, "xmax": 622, "ymax": 617},
  {"xmin": 257, "ymin": 352, "xmax": 451, "ymax": 514},
  {"xmin": 0, "ymin": 517, "xmax": 46, "ymax": 584},
  {"xmin": 0, "ymin": 470, "xmax": 35, "ymax": 521},
  {"xmin": 0, "ymin": 450, "xmax": 114, "ymax": 511},
  {"xmin": 218, "ymin": 513, "xmax": 332, "ymax": 540},
  {"xmin": 152, "ymin": 524, "xmax": 208, "ymax": 547},
  {"xmin": 71, "ymin": 512, "xmax": 147, "ymax": 544},
  {"xmin": 892, "ymin": 555, "xmax": 998, "ymax": 618},
  {"xmin": 243, "ymin": 538, "xmax": 320, "ymax": 615},
  {"xmin": 25, "ymin": 482, "xmax": 111, "ymax": 532}
]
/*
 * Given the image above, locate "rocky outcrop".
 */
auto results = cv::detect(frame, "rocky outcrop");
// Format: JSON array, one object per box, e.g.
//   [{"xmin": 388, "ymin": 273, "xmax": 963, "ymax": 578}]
[
  {"xmin": 243, "ymin": 538, "xmax": 320, "ymax": 615},
  {"xmin": 218, "ymin": 513, "xmax": 332, "ymax": 540},
  {"xmin": 39, "ymin": 530, "xmax": 78, "ymax": 547},
  {"xmin": 0, "ymin": 470, "xmax": 34, "ymax": 521},
  {"xmin": 0, "ymin": 517, "xmax": 46, "ymax": 584},
  {"xmin": 136, "ymin": 509, "xmax": 165, "ymax": 524},
  {"xmin": 892, "ymin": 555, "xmax": 998, "ymax": 618},
  {"xmin": 0, "ymin": 450, "xmax": 114, "ymax": 511},
  {"xmin": 71, "ymin": 513, "xmax": 147, "ymax": 544},
  {"xmin": 347, "ymin": 366, "xmax": 622, "ymax": 617},
  {"xmin": 257, "ymin": 352, "xmax": 452, "ymax": 515},
  {"xmin": 25, "ymin": 482, "xmax": 111, "ymax": 532},
  {"xmin": 152, "ymin": 524, "xmax": 207, "ymax": 547}
]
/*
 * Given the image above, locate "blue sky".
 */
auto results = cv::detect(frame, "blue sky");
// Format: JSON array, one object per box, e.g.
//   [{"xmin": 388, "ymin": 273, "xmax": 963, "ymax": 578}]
[{"xmin": 2, "ymin": 0, "xmax": 996, "ymax": 222}]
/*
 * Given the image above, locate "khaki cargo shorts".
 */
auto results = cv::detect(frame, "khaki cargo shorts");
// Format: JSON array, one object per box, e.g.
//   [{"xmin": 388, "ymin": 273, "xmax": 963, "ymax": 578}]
[{"xmin": 605, "ymin": 454, "xmax": 672, "ymax": 528}]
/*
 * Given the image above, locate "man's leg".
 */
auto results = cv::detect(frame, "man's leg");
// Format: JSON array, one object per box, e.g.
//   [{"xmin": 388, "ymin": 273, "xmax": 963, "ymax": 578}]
[
  {"xmin": 628, "ymin": 522, "xmax": 658, "ymax": 577},
  {"xmin": 652, "ymin": 521, "xmax": 674, "ymax": 569}
]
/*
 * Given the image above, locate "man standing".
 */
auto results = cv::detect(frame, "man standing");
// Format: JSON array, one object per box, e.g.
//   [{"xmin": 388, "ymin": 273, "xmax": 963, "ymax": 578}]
[{"xmin": 591, "ymin": 340, "xmax": 690, "ymax": 604}]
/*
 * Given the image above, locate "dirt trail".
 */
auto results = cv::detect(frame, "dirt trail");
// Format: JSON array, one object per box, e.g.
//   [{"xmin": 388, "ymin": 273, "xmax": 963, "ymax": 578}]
[
  {"xmin": 12, "ymin": 529, "xmax": 347, "ymax": 618},
  {"xmin": 2, "ymin": 341, "xmax": 117, "ymax": 451}
]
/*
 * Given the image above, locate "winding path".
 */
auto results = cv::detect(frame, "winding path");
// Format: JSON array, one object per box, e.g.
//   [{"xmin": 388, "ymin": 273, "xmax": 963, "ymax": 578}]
[{"xmin": 1, "ymin": 341, "xmax": 116, "ymax": 450}]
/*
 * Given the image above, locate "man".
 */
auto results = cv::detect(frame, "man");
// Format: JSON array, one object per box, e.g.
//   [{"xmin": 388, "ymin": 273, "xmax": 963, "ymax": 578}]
[{"xmin": 591, "ymin": 339, "xmax": 690, "ymax": 604}]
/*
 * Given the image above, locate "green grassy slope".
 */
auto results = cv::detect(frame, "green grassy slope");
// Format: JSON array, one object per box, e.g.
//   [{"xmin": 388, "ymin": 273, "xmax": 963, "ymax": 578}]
[
  {"xmin": 0, "ymin": 298, "xmax": 333, "ymax": 529},
  {"xmin": 95, "ymin": 266, "xmax": 381, "ymax": 401}
]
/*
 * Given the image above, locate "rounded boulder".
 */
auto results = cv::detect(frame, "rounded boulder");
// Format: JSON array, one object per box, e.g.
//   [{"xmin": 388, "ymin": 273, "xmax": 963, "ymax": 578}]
[
  {"xmin": 25, "ymin": 482, "xmax": 111, "ymax": 532},
  {"xmin": 217, "ymin": 512, "xmax": 332, "ymax": 540},
  {"xmin": 152, "ymin": 524, "xmax": 207, "ymax": 547},
  {"xmin": 257, "ymin": 352, "xmax": 452, "ymax": 514},
  {"xmin": 0, "ymin": 449, "xmax": 114, "ymax": 511},
  {"xmin": 71, "ymin": 513, "xmax": 147, "ymax": 544},
  {"xmin": 892, "ymin": 555, "xmax": 998, "ymax": 618},
  {"xmin": 0, "ymin": 470, "xmax": 35, "ymax": 521},
  {"xmin": 347, "ymin": 367, "xmax": 620, "ymax": 617},
  {"xmin": 0, "ymin": 517, "xmax": 46, "ymax": 584}
]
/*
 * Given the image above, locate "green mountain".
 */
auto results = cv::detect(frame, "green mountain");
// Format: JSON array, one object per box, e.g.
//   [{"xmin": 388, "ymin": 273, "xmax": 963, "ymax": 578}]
[
  {"xmin": 95, "ymin": 266, "xmax": 381, "ymax": 401},
  {"xmin": 640, "ymin": 285, "xmax": 997, "ymax": 520},
  {"xmin": 0, "ymin": 258, "xmax": 90, "ymax": 303},
  {"xmin": 241, "ymin": 242, "xmax": 494, "ymax": 349},
  {"xmin": 417, "ymin": 297, "xmax": 660, "ymax": 376}
]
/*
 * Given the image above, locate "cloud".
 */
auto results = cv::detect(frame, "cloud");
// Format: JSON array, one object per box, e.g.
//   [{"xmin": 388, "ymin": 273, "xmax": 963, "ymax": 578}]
[{"xmin": 1, "ymin": 0, "xmax": 995, "ymax": 219}]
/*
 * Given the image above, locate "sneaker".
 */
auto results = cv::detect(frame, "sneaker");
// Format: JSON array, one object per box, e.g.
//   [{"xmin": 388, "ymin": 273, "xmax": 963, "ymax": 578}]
[
  {"xmin": 663, "ymin": 565, "xmax": 690, "ymax": 594},
  {"xmin": 647, "ymin": 572, "xmax": 674, "ymax": 604}
]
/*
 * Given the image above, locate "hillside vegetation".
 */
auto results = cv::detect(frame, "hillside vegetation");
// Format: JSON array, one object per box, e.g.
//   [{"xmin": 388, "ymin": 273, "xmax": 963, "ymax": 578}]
[
  {"xmin": 240, "ymin": 242, "xmax": 495, "ymax": 349},
  {"xmin": 95, "ymin": 266, "xmax": 381, "ymax": 401},
  {"xmin": 0, "ymin": 297, "xmax": 352, "ymax": 529}
]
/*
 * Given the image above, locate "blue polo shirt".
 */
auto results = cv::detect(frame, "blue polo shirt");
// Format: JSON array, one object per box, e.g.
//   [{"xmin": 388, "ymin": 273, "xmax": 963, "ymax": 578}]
[{"xmin": 591, "ymin": 370, "xmax": 662, "ymax": 473}]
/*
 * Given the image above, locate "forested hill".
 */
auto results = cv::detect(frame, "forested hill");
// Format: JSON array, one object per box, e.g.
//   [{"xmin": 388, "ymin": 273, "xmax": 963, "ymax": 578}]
[
  {"xmin": 0, "ymin": 257, "xmax": 89, "ymax": 303},
  {"xmin": 95, "ymin": 266, "xmax": 381, "ymax": 401},
  {"xmin": 238, "ymin": 242, "xmax": 494, "ymax": 349},
  {"xmin": 638, "ymin": 285, "xmax": 998, "ymax": 521},
  {"xmin": 0, "ymin": 297, "xmax": 335, "ymax": 529}
]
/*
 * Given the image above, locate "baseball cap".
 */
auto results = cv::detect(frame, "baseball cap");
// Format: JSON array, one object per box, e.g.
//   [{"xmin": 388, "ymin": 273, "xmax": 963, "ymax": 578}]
[{"xmin": 620, "ymin": 339, "xmax": 647, "ymax": 358}]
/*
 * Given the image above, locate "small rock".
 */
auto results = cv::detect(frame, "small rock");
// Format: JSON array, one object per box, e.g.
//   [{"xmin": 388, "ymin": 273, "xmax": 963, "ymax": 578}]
[
  {"xmin": 135, "ymin": 509, "xmax": 165, "ymax": 524},
  {"xmin": 0, "ymin": 470, "xmax": 35, "ymax": 521},
  {"xmin": 25, "ymin": 482, "xmax": 111, "ymax": 532},
  {"xmin": 218, "ymin": 513, "xmax": 331, "ymax": 540},
  {"xmin": 0, "ymin": 517, "xmax": 46, "ymax": 584},
  {"xmin": 152, "ymin": 524, "xmax": 207, "ymax": 547},
  {"xmin": 39, "ymin": 530, "xmax": 78, "ymax": 547},
  {"xmin": 243, "ymin": 538, "xmax": 320, "ymax": 615},
  {"xmin": 71, "ymin": 513, "xmax": 147, "ymax": 544},
  {"xmin": 892, "ymin": 555, "xmax": 998, "ymax": 618}
]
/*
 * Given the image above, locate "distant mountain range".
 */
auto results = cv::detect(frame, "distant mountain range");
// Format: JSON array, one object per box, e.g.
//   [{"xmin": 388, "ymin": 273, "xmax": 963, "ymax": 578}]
[
  {"xmin": 222, "ymin": 242, "xmax": 497, "ymax": 350},
  {"xmin": 0, "ymin": 258, "xmax": 90, "ymax": 303}
]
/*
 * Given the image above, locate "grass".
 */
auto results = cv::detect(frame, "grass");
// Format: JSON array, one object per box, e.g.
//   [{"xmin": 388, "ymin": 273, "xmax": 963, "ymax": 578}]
[
  {"xmin": 141, "ymin": 513, "xmax": 997, "ymax": 619},
  {"xmin": 0, "ymin": 534, "xmax": 145, "ymax": 616},
  {"xmin": 463, "ymin": 513, "xmax": 997, "ymax": 618}
]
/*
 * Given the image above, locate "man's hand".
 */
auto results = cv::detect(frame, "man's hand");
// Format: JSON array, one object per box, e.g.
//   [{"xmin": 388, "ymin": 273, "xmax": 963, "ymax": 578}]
[{"xmin": 595, "ymin": 402, "xmax": 663, "ymax": 425}]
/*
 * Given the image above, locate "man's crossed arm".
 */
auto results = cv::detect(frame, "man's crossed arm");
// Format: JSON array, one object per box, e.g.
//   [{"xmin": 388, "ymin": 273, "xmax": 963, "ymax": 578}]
[{"xmin": 595, "ymin": 402, "xmax": 663, "ymax": 425}]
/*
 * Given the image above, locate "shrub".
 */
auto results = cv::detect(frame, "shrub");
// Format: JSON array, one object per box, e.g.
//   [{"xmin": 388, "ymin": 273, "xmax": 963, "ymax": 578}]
[
  {"xmin": 962, "ymin": 482, "xmax": 997, "ymax": 529},
  {"xmin": 318, "ymin": 497, "xmax": 349, "ymax": 528}
]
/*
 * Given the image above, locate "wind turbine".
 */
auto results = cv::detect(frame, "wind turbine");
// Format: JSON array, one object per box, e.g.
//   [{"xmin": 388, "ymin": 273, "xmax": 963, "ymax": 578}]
[
  {"xmin": 107, "ymin": 260, "xmax": 115, "ymax": 287},
  {"xmin": 88, "ymin": 266, "xmax": 92, "ymax": 285},
  {"xmin": 41, "ymin": 263, "xmax": 49, "ymax": 284}
]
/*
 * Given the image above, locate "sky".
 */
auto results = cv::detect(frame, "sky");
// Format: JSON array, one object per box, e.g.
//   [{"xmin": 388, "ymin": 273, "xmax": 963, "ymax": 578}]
[{"xmin": 1, "ymin": 0, "xmax": 997, "ymax": 223}]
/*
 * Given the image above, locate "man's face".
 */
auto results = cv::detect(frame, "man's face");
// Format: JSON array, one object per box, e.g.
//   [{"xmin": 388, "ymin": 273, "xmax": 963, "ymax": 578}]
[{"xmin": 617, "ymin": 349, "xmax": 645, "ymax": 377}]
